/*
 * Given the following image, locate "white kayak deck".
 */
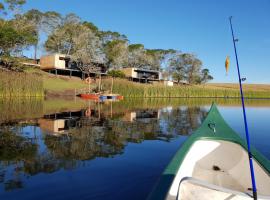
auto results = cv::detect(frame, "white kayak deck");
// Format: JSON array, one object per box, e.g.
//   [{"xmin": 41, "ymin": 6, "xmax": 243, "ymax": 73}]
[{"xmin": 167, "ymin": 140, "xmax": 270, "ymax": 200}]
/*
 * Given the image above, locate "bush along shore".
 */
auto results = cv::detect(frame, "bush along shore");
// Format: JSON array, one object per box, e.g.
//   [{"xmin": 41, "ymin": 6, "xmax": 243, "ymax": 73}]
[
  {"xmin": 102, "ymin": 79, "xmax": 270, "ymax": 98},
  {"xmin": 0, "ymin": 70, "xmax": 44, "ymax": 98}
]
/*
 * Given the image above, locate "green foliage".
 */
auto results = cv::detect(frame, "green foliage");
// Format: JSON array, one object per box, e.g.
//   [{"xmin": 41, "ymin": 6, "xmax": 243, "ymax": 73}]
[
  {"xmin": 169, "ymin": 53, "xmax": 213, "ymax": 84},
  {"xmin": 3, "ymin": 0, "xmax": 26, "ymax": 11},
  {"xmin": 128, "ymin": 44, "xmax": 144, "ymax": 51},
  {"xmin": 105, "ymin": 40, "xmax": 128, "ymax": 68},
  {"xmin": 101, "ymin": 79, "xmax": 270, "ymax": 98},
  {"xmin": 172, "ymin": 72, "xmax": 185, "ymax": 83},
  {"xmin": 0, "ymin": 70, "xmax": 44, "ymax": 97},
  {"xmin": 0, "ymin": 17, "xmax": 38, "ymax": 55},
  {"xmin": 82, "ymin": 21, "xmax": 99, "ymax": 34},
  {"xmin": 99, "ymin": 30, "xmax": 128, "ymax": 43},
  {"xmin": 107, "ymin": 70, "xmax": 125, "ymax": 78},
  {"xmin": 0, "ymin": 1, "xmax": 214, "ymax": 85},
  {"xmin": 200, "ymin": 68, "xmax": 213, "ymax": 84},
  {"xmin": 45, "ymin": 21, "xmax": 102, "ymax": 63}
]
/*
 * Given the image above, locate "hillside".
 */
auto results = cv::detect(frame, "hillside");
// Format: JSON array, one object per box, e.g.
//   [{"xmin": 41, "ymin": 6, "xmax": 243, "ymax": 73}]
[{"xmin": 1, "ymin": 68, "xmax": 270, "ymax": 98}]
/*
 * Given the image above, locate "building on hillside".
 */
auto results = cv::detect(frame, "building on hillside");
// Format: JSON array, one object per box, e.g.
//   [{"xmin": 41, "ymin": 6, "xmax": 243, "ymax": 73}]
[
  {"xmin": 40, "ymin": 54, "xmax": 107, "ymax": 79},
  {"xmin": 163, "ymin": 80, "xmax": 174, "ymax": 87},
  {"xmin": 40, "ymin": 54, "xmax": 68, "ymax": 70},
  {"xmin": 120, "ymin": 67, "xmax": 161, "ymax": 83}
]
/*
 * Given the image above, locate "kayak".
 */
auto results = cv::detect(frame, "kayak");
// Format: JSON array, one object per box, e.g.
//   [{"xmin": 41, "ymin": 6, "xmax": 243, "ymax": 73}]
[{"xmin": 148, "ymin": 103, "xmax": 270, "ymax": 200}]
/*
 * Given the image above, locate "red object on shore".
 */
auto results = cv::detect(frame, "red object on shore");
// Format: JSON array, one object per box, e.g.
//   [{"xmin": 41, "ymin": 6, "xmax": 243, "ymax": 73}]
[{"xmin": 80, "ymin": 93, "xmax": 100, "ymax": 100}]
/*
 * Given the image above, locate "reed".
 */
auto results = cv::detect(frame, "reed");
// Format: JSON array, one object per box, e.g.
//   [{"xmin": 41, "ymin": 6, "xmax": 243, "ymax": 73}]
[
  {"xmin": 102, "ymin": 78, "xmax": 270, "ymax": 98},
  {"xmin": 0, "ymin": 71, "xmax": 44, "ymax": 97}
]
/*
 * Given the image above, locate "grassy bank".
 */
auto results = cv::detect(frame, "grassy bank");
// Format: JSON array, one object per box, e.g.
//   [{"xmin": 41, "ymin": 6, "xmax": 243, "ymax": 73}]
[
  {"xmin": 102, "ymin": 78, "xmax": 270, "ymax": 98},
  {"xmin": 0, "ymin": 70, "xmax": 44, "ymax": 97},
  {"xmin": 1, "ymin": 68, "xmax": 269, "ymax": 98}
]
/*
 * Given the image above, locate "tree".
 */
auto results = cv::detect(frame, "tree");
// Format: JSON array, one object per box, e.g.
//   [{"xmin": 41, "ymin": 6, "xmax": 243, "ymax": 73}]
[
  {"xmin": 4, "ymin": 0, "xmax": 26, "ymax": 10},
  {"xmin": 42, "ymin": 11, "xmax": 62, "ymax": 34},
  {"xmin": 0, "ymin": 17, "xmax": 37, "ymax": 55},
  {"xmin": 23, "ymin": 9, "xmax": 44, "ymax": 60},
  {"xmin": 144, "ymin": 49, "xmax": 176, "ymax": 71},
  {"xmin": 200, "ymin": 68, "xmax": 213, "ymax": 84},
  {"xmin": 104, "ymin": 40, "xmax": 128, "ymax": 69},
  {"xmin": 82, "ymin": 21, "xmax": 99, "ymax": 34},
  {"xmin": 99, "ymin": 31, "xmax": 128, "ymax": 44},
  {"xmin": 168, "ymin": 53, "xmax": 186, "ymax": 83},
  {"xmin": 0, "ymin": 0, "xmax": 26, "ymax": 15},
  {"xmin": 167, "ymin": 53, "xmax": 213, "ymax": 84},
  {"xmin": 45, "ymin": 21, "xmax": 103, "ymax": 64},
  {"xmin": 128, "ymin": 44, "xmax": 147, "ymax": 68}
]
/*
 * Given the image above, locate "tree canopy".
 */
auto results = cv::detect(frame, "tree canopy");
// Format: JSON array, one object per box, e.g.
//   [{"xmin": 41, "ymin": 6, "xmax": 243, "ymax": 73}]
[{"xmin": 0, "ymin": 1, "xmax": 213, "ymax": 83}]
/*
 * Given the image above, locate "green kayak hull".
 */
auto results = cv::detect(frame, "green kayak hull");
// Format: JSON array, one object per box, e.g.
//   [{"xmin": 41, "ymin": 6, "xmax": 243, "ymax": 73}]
[{"xmin": 148, "ymin": 103, "xmax": 270, "ymax": 200}]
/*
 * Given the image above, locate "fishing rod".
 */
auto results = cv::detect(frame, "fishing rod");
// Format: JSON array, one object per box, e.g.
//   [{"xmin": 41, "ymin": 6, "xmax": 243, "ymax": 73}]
[{"xmin": 229, "ymin": 16, "xmax": 257, "ymax": 200}]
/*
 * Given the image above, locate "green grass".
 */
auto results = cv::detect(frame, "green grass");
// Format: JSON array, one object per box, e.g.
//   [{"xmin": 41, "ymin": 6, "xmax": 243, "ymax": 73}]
[
  {"xmin": 24, "ymin": 68, "xmax": 86, "ymax": 92},
  {"xmin": 1, "ymin": 68, "xmax": 270, "ymax": 98},
  {"xmin": 43, "ymin": 75, "xmax": 86, "ymax": 92},
  {"xmin": 0, "ymin": 70, "xmax": 43, "ymax": 97},
  {"xmin": 102, "ymin": 78, "xmax": 270, "ymax": 98}
]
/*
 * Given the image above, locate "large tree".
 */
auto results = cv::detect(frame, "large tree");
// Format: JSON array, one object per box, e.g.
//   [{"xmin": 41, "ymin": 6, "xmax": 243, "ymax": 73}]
[
  {"xmin": 0, "ymin": 16, "xmax": 37, "ymax": 55},
  {"xmin": 45, "ymin": 20, "xmax": 103, "ymax": 64},
  {"xmin": 200, "ymin": 68, "xmax": 213, "ymax": 84},
  {"xmin": 168, "ymin": 53, "xmax": 185, "ymax": 83},
  {"xmin": 128, "ymin": 44, "xmax": 147, "ymax": 68},
  {"xmin": 104, "ymin": 40, "xmax": 128, "ymax": 69}
]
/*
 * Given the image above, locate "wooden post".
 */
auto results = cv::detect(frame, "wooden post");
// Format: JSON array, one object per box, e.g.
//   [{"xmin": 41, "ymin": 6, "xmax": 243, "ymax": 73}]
[
  {"xmin": 98, "ymin": 74, "xmax": 101, "ymax": 93},
  {"xmin": 111, "ymin": 77, "xmax": 114, "ymax": 94},
  {"xmin": 88, "ymin": 73, "xmax": 90, "ymax": 93}
]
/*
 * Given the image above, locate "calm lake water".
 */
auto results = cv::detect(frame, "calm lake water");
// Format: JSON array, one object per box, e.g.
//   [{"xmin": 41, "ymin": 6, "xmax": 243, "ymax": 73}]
[{"xmin": 0, "ymin": 98, "xmax": 270, "ymax": 200}]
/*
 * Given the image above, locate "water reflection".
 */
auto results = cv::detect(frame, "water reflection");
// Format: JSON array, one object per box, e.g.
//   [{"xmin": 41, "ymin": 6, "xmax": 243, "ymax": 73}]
[
  {"xmin": 0, "ymin": 101, "xmax": 208, "ymax": 192},
  {"xmin": 1, "ymin": 98, "xmax": 270, "ymax": 197}
]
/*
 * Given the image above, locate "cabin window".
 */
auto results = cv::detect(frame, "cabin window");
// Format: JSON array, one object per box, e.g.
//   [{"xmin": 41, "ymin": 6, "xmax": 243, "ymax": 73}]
[{"xmin": 59, "ymin": 56, "xmax": 66, "ymax": 60}]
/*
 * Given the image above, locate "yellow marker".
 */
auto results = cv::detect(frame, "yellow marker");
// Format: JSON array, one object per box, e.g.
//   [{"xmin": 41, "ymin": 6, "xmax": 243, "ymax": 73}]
[{"xmin": 225, "ymin": 56, "xmax": 230, "ymax": 75}]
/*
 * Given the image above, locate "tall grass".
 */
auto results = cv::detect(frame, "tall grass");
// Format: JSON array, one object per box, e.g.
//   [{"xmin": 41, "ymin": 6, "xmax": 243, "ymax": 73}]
[
  {"xmin": 102, "ymin": 78, "xmax": 270, "ymax": 98},
  {"xmin": 0, "ymin": 71, "xmax": 44, "ymax": 97}
]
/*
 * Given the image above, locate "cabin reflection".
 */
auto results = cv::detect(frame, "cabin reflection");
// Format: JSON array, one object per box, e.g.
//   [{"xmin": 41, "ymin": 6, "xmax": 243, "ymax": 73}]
[
  {"xmin": 123, "ymin": 109, "xmax": 160, "ymax": 122},
  {"xmin": 38, "ymin": 111, "xmax": 83, "ymax": 134}
]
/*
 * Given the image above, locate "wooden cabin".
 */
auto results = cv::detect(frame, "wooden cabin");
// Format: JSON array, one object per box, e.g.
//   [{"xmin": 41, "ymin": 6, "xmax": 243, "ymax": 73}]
[
  {"xmin": 40, "ymin": 54, "xmax": 108, "ymax": 79},
  {"xmin": 121, "ymin": 68, "xmax": 161, "ymax": 83},
  {"xmin": 40, "ymin": 54, "xmax": 69, "ymax": 70}
]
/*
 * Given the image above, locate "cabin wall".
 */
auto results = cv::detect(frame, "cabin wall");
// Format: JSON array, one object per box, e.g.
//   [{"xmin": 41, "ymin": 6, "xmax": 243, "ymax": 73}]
[{"xmin": 40, "ymin": 54, "xmax": 66, "ymax": 70}]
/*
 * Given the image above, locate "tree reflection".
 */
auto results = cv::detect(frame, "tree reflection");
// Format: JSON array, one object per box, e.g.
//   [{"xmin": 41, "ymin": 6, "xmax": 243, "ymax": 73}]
[
  {"xmin": 0, "ymin": 129, "xmax": 37, "ymax": 191},
  {"xmin": 0, "ymin": 104, "xmax": 208, "ymax": 192}
]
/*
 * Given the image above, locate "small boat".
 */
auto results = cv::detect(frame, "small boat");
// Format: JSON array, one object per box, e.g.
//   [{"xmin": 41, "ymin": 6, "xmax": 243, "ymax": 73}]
[
  {"xmin": 79, "ymin": 93, "xmax": 124, "ymax": 101},
  {"xmin": 148, "ymin": 103, "xmax": 270, "ymax": 200},
  {"xmin": 80, "ymin": 93, "xmax": 100, "ymax": 100}
]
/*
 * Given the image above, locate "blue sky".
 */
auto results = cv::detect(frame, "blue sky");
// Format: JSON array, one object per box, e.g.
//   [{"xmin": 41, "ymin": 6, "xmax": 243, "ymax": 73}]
[{"xmin": 21, "ymin": 0, "xmax": 270, "ymax": 83}]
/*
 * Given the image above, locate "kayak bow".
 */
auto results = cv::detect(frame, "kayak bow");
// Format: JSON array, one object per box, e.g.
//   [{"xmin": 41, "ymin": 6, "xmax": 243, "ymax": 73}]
[{"xmin": 148, "ymin": 103, "xmax": 270, "ymax": 200}]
